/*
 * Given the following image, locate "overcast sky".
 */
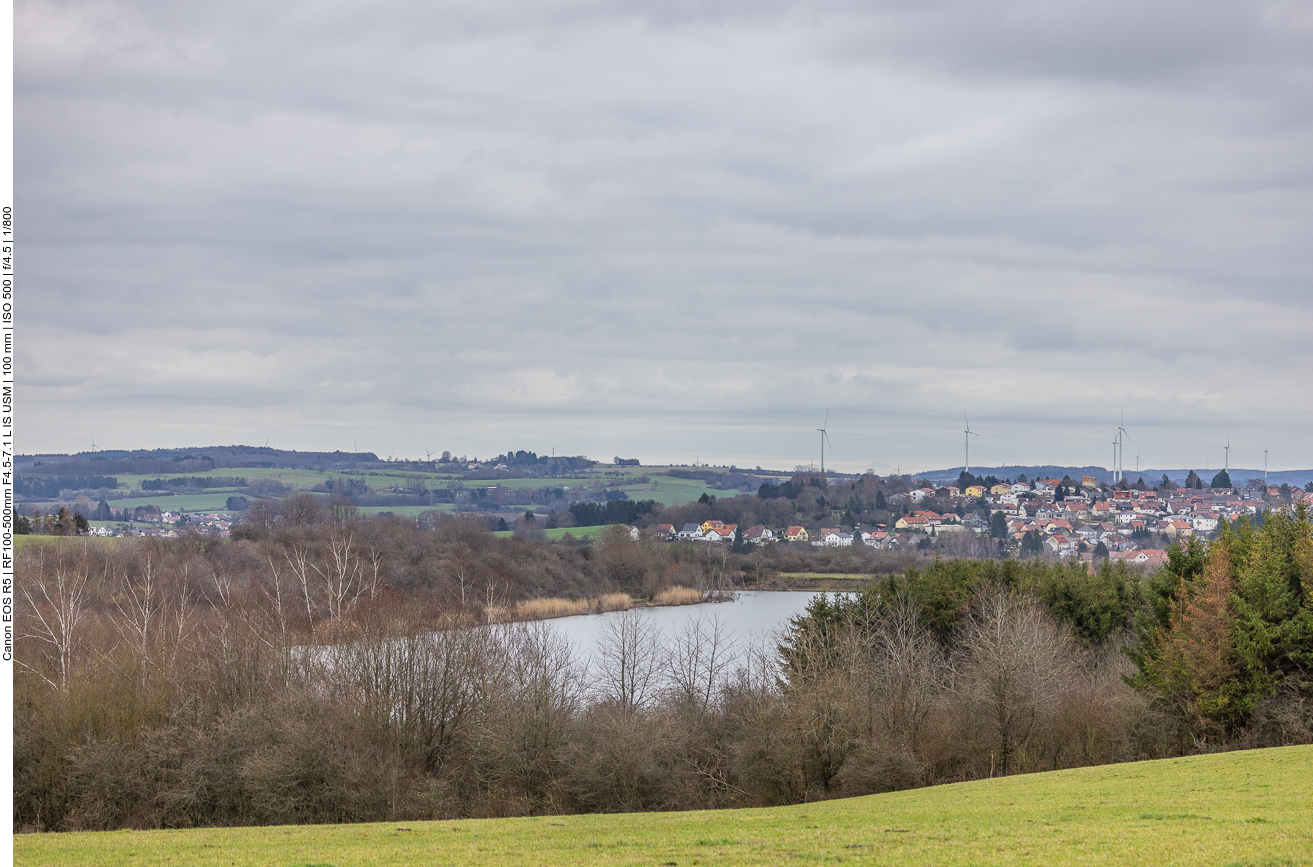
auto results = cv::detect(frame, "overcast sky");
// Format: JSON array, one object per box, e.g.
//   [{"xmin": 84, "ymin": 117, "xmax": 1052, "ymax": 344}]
[{"xmin": 17, "ymin": 0, "xmax": 1313, "ymax": 473}]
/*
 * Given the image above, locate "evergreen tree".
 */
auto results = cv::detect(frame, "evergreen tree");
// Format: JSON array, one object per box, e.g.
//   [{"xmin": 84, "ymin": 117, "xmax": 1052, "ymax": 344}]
[
  {"xmin": 1211, "ymin": 469, "xmax": 1232, "ymax": 489},
  {"xmin": 1132, "ymin": 508, "xmax": 1313, "ymax": 738}
]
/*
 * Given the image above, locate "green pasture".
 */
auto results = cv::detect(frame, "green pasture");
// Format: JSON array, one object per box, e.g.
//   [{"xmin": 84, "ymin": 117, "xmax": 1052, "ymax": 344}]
[
  {"xmin": 490, "ymin": 525, "xmax": 615, "ymax": 540},
  {"xmin": 97, "ymin": 493, "xmax": 240, "ymax": 512},
  {"xmin": 30, "ymin": 464, "xmax": 750, "ymax": 513},
  {"xmin": 16, "ymin": 745, "xmax": 1313, "ymax": 867}
]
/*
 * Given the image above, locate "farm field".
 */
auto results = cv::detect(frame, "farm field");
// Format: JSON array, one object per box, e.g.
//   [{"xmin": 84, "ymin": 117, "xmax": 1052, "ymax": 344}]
[
  {"xmin": 39, "ymin": 466, "xmax": 745, "ymax": 511},
  {"xmin": 489, "ymin": 525, "xmax": 617, "ymax": 540},
  {"xmin": 15, "ymin": 745, "xmax": 1312, "ymax": 867}
]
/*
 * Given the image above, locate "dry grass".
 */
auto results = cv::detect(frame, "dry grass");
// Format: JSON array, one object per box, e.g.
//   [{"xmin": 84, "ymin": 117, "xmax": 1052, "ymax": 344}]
[
  {"xmin": 653, "ymin": 586, "xmax": 704, "ymax": 606},
  {"xmin": 593, "ymin": 593, "xmax": 632, "ymax": 613},
  {"xmin": 515, "ymin": 597, "xmax": 592, "ymax": 620}
]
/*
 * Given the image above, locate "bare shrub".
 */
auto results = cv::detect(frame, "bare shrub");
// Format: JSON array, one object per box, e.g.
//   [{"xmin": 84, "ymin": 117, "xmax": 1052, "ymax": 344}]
[
  {"xmin": 957, "ymin": 588, "xmax": 1077, "ymax": 776},
  {"xmin": 474, "ymin": 622, "xmax": 583, "ymax": 812}
]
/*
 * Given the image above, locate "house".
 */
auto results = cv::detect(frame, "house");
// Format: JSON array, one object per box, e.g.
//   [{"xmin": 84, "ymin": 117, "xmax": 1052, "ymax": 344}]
[
  {"xmin": 909, "ymin": 488, "xmax": 936, "ymax": 503},
  {"xmin": 785, "ymin": 526, "xmax": 809, "ymax": 542},
  {"xmin": 677, "ymin": 523, "xmax": 704, "ymax": 540},
  {"xmin": 911, "ymin": 511, "xmax": 943, "ymax": 524},
  {"xmin": 700, "ymin": 520, "xmax": 726, "ymax": 534},
  {"xmin": 1135, "ymin": 549, "xmax": 1169, "ymax": 566},
  {"xmin": 627, "ymin": 526, "xmax": 641, "ymax": 541},
  {"xmin": 1192, "ymin": 512, "xmax": 1220, "ymax": 533},
  {"xmin": 656, "ymin": 524, "xmax": 676, "ymax": 538},
  {"xmin": 863, "ymin": 531, "xmax": 891, "ymax": 549},
  {"xmin": 895, "ymin": 515, "xmax": 930, "ymax": 531},
  {"xmin": 990, "ymin": 483, "xmax": 1013, "ymax": 496},
  {"xmin": 744, "ymin": 525, "xmax": 775, "ymax": 544},
  {"xmin": 1044, "ymin": 534, "xmax": 1076, "ymax": 554},
  {"xmin": 964, "ymin": 485, "xmax": 986, "ymax": 498},
  {"xmin": 1163, "ymin": 519, "xmax": 1192, "ymax": 537}
]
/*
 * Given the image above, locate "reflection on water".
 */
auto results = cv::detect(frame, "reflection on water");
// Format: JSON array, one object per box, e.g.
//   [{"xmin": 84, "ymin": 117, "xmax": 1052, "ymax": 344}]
[{"xmin": 545, "ymin": 590, "xmax": 840, "ymax": 676}]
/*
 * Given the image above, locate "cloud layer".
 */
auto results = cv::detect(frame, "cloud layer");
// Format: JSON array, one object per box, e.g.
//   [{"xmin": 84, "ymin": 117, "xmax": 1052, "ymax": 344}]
[{"xmin": 18, "ymin": 0, "xmax": 1313, "ymax": 472}]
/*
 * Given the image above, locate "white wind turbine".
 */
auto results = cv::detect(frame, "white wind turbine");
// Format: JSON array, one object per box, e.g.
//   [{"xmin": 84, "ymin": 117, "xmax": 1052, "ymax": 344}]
[
  {"xmin": 816, "ymin": 412, "xmax": 832, "ymax": 476},
  {"xmin": 1116, "ymin": 410, "xmax": 1131, "ymax": 484},
  {"xmin": 963, "ymin": 413, "xmax": 979, "ymax": 476}
]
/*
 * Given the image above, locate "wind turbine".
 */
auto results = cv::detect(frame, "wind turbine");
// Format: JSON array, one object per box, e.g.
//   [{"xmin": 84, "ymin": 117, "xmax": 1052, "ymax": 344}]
[
  {"xmin": 425, "ymin": 447, "xmax": 435, "ymax": 461},
  {"xmin": 1264, "ymin": 446, "xmax": 1269, "ymax": 483},
  {"xmin": 1112, "ymin": 433, "xmax": 1118, "ymax": 484},
  {"xmin": 816, "ymin": 412, "xmax": 831, "ymax": 476},
  {"xmin": 1116, "ymin": 410, "xmax": 1130, "ymax": 484},
  {"xmin": 1224, "ymin": 432, "xmax": 1230, "ymax": 474},
  {"xmin": 90, "ymin": 434, "xmax": 98, "ymax": 453},
  {"xmin": 963, "ymin": 413, "xmax": 979, "ymax": 476}
]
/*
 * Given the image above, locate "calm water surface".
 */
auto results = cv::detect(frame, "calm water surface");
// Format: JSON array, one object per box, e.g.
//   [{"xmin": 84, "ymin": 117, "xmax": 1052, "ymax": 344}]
[{"xmin": 546, "ymin": 590, "xmax": 841, "ymax": 673}]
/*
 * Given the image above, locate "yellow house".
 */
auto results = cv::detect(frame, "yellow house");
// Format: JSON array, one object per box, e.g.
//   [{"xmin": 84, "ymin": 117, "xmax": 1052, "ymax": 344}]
[
  {"xmin": 990, "ymin": 483, "xmax": 1012, "ymax": 496},
  {"xmin": 965, "ymin": 485, "xmax": 986, "ymax": 498},
  {"xmin": 700, "ymin": 520, "xmax": 725, "ymax": 534},
  {"xmin": 785, "ymin": 526, "xmax": 809, "ymax": 542}
]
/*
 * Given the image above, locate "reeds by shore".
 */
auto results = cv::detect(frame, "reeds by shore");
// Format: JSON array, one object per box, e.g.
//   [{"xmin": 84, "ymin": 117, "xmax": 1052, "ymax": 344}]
[{"xmin": 652, "ymin": 586, "xmax": 704, "ymax": 606}]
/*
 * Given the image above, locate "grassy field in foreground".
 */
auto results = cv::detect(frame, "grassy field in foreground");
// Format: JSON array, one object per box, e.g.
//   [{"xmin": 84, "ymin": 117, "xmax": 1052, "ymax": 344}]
[{"xmin": 16, "ymin": 746, "xmax": 1313, "ymax": 867}]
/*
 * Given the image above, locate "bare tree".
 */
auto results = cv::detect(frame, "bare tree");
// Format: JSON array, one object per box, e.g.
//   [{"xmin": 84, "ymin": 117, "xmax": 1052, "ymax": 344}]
[
  {"xmin": 957, "ymin": 587, "xmax": 1076, "ymax": 775},
  {"xmin": 851, "ymin": 591, "xmax": 949, "ymax": 751},
  {"xmin": 595, "ymin": 611, "xmax": 665, "ymax": 713},
  {"xmin": 477, "ymin": 622, "xmax": 584, "ymax": 800},
  {"xmin": 312, "ymin": 531, "xmax": 366, "ymax": 621},
  {"xmin": 19, "ymin": 560, "xmax": 90, "ymax": 691},
  {"xmin": 667, "ymin": 613, "xmax": 736, "ymax": 712}
]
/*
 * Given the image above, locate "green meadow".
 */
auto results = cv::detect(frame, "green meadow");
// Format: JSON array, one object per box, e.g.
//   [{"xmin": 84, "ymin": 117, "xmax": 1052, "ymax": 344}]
[
  {"xmin": 40, "ymin": 465, "xmax": 744, "ymax": 514},
  {"xmin": 489, "ymin": 525, "xmax": 617, "ymax": 540},
  {"xmin": 16, "ymin": 745, "xmax": 1312, "ymax": 867}
]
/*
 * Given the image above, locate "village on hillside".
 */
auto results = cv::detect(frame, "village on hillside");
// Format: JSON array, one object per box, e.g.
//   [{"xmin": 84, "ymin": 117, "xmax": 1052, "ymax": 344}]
[{"xmin": 647, "ymin": 475, "xmax": 1313, "ymax": 564}]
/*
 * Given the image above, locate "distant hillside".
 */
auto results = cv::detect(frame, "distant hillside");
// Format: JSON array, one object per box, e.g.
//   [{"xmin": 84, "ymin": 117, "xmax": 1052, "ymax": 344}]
[{"xmin": 17, "ymin": 446, "xmax": 382, "ymax": 475}]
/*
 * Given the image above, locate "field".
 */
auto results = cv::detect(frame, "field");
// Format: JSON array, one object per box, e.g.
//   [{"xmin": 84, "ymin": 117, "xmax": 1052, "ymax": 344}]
[
  {"xmin": 28, "ymin": 465, "xmax": 749, "ymax": 517},
  {"xmin": 489, "ymin": 525, "xmax": 615, "ymax": 540},
  {"xmin": 15, "ymin": 745, "xmax": 1312, "ymax": 866}
]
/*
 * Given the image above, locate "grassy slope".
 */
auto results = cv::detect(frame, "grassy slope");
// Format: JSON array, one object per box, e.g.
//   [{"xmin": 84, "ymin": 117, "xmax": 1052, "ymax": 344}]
[
  {"xmin": 16, "ymin": 746, "xmax": 1313, "ymax": 867},
  {"xmin": 65, "ymin": 467, "xmax": 734, "ymax": 513}
]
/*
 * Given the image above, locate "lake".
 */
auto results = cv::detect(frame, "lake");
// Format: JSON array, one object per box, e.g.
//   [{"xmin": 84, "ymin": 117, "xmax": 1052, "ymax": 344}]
[{"xmin": 545, "ymin": 590, "xmax": 839, "ymax": 679}]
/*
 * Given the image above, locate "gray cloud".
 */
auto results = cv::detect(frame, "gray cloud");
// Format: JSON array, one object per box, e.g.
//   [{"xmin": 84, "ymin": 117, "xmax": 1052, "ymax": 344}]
[{"xmin": 16, "ymin": 0, "xmax": 1313, "ymax": 472}]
